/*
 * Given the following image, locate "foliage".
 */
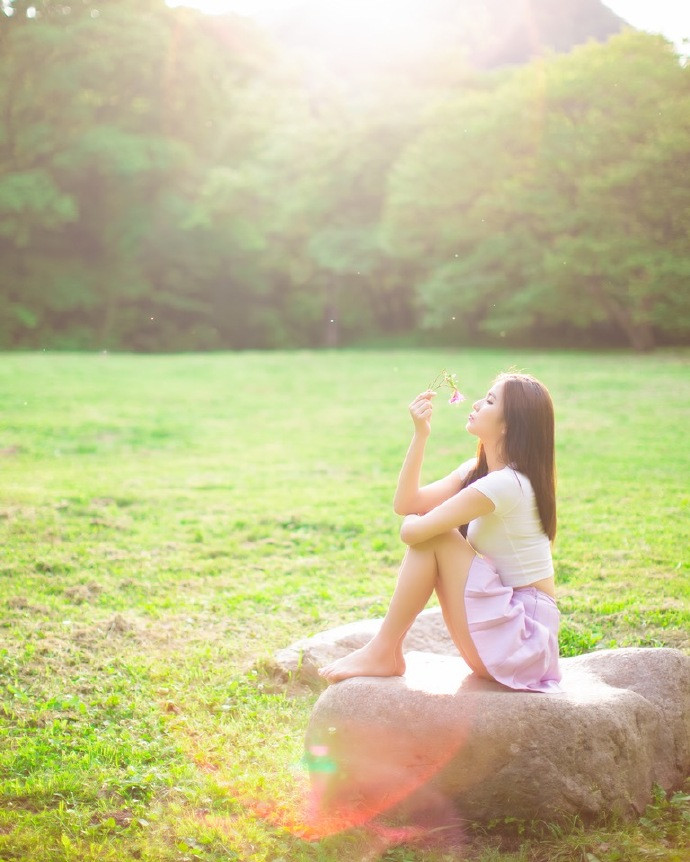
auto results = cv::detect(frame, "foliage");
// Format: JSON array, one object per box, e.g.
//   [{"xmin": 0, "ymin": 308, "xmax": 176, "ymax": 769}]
[
  {"xmin": 0, "ymin": 4, "xmax": 688, "ymax": 350},
  {"xmin": 384, "ymin": 32, "xmax": 690, "ymax": 350}
]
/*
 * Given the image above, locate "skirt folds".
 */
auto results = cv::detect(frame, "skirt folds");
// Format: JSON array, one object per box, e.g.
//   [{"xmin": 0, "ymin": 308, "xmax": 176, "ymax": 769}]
[{"xmin": 464, "ymin": 555, "xmax": 562, "ymax": 693}]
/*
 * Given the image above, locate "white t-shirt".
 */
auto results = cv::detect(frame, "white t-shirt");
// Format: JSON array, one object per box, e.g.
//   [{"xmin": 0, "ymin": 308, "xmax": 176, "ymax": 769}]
[{"xmin": 455, "ymin": 458, "xmax": 554, "ymax": 587}]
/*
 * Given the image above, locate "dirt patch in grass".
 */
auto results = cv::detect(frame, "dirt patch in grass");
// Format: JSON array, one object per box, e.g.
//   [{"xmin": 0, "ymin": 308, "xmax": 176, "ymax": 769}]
[
  {"xmin": 64, "ymin": 582, "xmax": 103, "ymax": 604},
  {"xmin": 89, "ymin": 808, "xmax": 134, "ymax": 828}
]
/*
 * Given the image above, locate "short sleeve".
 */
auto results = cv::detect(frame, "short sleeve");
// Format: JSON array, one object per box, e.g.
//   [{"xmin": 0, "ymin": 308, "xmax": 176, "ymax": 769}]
[
  {"xmin": 470, "ymin": 469, "xmax": 523, "ymax": 515},
  {"xmin": 454, "ymin": 457, "xmax": 476, "ymax": 483}
]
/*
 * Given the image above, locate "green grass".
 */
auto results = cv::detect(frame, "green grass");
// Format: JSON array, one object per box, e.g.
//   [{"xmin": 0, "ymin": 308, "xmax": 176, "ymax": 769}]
[{"xmin": 0, "ymin": 348, "xmax": 688, "ymax": 862}]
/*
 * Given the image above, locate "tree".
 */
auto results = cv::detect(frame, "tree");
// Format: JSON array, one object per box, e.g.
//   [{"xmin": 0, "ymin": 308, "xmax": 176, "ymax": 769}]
[
  {"xmin": 1, "ymin": 5, "xmax": 688, "ymax": 350},
  {"xmin": 383, "ymin": 31, "xmax": 690, "ymax": 349},
  {"xmin": 0, "ymin": 1, "xmax": 287, "ymax": 348}
]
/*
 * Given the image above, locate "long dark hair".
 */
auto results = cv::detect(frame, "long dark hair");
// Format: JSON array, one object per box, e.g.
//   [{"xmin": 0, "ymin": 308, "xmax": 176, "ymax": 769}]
[{"xmin": 460, "ymin": 372, "xmax": 557, "ymax": 541}]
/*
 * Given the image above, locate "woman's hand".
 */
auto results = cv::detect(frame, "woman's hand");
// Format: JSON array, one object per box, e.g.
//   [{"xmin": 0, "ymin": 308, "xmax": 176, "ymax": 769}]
[{"xmin": 409, "ymin": 390, "xmax": 435, "ymax": 437}]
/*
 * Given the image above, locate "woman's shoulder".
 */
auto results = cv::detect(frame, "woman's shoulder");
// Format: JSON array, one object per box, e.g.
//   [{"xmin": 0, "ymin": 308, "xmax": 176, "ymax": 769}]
[
  {"xmin": 507, "ymin": 466, "xmax": 534, "ymax": 488},
  {"xmin": 477, "ymin": 465, "xmax": 524, "ymax": 489},
  {"xmin": 471, "ymin": 466, "xmax": 532, "ymax": 511},
  {"xmin": 500, "ymin": 466, "xmax": 536, "ymax": 495}
]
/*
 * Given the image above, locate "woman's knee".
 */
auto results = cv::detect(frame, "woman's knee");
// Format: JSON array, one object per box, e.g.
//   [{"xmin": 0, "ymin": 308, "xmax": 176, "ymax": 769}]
[
  {"xmin": 411, "ymin": 529, "xmax": 473, "ymax": 558},
  {"xmin": 430, "ymin": 529, "xmax": 475, "ymax": 566},
  {"xmin": 411, "ymin": 531, "xmax": 457, "ymax": 553},
  {"xmin": 432, "ymin": 529, "xmax": 473, "ymax": 550}
]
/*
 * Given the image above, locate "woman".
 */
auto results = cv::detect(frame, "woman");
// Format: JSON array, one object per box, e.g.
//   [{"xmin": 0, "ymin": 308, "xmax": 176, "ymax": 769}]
[{"xmin": 319, "ymin": 372, "xmax": 561, "ymax": 693}]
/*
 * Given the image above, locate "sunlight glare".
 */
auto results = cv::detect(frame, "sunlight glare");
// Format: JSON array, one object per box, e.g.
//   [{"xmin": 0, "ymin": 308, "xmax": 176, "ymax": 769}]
[
  {"xmin": 294, "ymin": 0, "xmax": 428, "ymax": 53},
  {"xmin": 170, "ymin": 0, "xmax": 432, "ymax": 60}
]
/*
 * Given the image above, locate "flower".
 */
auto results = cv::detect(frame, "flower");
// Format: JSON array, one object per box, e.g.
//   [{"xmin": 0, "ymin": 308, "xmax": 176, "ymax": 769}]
[{"xmin": 429, "ymin": 369, "xmax": 465, "ymax": 405}]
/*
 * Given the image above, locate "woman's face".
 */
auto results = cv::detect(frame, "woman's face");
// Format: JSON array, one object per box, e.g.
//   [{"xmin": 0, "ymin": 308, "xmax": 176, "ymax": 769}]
[{"xmin": 466, "ymin": 380, "xmax": 506, "ymax": 443}]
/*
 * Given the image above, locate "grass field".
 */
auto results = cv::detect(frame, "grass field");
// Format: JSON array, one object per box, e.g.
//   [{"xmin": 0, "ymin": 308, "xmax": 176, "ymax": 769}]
[{"xmin": 0, "ymin": 349, "xmax": 688, "ymax": 862}]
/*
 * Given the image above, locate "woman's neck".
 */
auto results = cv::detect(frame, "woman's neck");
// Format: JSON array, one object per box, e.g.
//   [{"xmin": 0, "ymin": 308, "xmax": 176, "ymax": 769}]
[{"xmin": 483, "ymin": 441, "xmax": 506, "ymax": 473}]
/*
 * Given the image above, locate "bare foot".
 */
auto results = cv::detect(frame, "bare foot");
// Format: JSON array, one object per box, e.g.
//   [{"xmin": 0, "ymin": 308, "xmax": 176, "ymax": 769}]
[{"xmin": 319, "ymin": 640, "xmax": 406, "ymax": 684}]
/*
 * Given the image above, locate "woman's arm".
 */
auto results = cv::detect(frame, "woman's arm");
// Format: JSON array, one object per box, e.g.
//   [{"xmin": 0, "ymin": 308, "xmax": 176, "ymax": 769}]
[
  {"xmin": 400, "ymin": 487, "xmax": 494, "ymax": 545},
  {"xmin": 393, "ymin": 390, "xmax": 464, "ymax": 515}
]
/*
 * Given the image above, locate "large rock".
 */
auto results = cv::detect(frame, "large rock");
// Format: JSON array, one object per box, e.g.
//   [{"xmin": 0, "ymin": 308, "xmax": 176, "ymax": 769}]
[
  {"xmin": 274, "ymin": 607, "xmax": 457, "ymax": 687},
  {"xmin": 302, "ymin": 645, "xmax": 690, "ymax": 825}
]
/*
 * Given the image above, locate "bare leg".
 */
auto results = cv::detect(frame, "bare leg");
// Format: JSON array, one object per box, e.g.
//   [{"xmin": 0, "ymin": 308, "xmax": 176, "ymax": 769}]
[
  {"xmin": 319, "ymin": 545, "xmax": 437, "ymax": 683},
  {"xmin": 319, "ymin": 530, "xmax": 489, "ymax": 683},
  {"xmin": 432, "ymin": 532, "xmax": 491, "ymax": 678}
]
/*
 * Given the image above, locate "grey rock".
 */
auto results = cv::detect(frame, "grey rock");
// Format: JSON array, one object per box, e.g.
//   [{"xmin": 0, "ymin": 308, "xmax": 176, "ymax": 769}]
[{"xmin": 303, "ymin": 646, "xmax": 690, "ymax": 824}]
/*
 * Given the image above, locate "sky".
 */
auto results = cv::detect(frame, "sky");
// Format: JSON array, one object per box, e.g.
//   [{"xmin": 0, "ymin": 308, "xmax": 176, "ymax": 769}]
[{"xmin": 166, "ymin": 1, "xmax": 688, "ymax": 51}]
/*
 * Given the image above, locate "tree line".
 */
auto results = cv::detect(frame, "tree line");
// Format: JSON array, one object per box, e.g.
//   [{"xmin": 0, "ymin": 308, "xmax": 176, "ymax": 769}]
[{"xmin": 1, "ymin": 0, "xmax": 688, "ymax": 351}]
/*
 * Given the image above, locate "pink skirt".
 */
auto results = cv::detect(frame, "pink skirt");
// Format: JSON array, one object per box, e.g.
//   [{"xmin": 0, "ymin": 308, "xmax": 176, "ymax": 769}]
[{"xmin": 463, "ymin": 555, "xmax": 562, "ymax": 693}]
